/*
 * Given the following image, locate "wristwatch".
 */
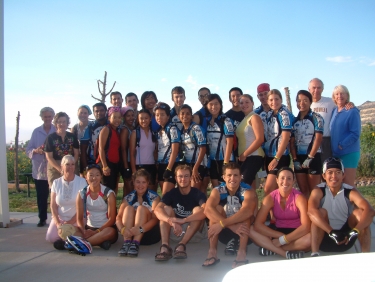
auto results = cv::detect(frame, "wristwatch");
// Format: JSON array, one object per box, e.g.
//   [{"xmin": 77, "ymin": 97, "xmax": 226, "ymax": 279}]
[{"xmin": 139, "ymin": 226, "xmax": 144, "ymax": 233}]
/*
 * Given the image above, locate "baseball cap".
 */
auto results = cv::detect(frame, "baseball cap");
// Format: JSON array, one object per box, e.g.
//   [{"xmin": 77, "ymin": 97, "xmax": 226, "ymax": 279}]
[{"xmin": 322, "ymin": 157, "xmax": 344, "ymax": 173}]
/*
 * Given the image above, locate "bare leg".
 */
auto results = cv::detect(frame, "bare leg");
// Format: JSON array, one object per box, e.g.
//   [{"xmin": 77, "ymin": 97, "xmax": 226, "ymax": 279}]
[
  {"xmin": 248, "ymin": 225, "xmax": 287, "ymax": 257},
  {"xmin": 155, "ymin": 206, "xmax": 174, "ymax": 259},
  {"xmin": 201, "ymin": 176, "xmax": 210, "ymax": 196},
  {"xmin": 133, "ymin": 206, "xmax": 152, "ymax": 242},
  {"xmin": 211, "ymin": 179, "xmax": 219, "ymax": 188},
  {"xmin": 122, "ymin": 206, "xmax": 136, "ymax": 240},
  {"xmin": 179, "ymin": 207, "xmax": 204, "ymax": 246},
  {"xmin": 282, "ymin": 233, "xmax": 311, "ymax": 252},
  {"xmin": 343, "ymin": 168, "xmax": 356, "ymax": 187},
  {"xmin": 162, "ymin": 182, "xmax": 175, "ymax": 196},
  {"xmin": 307, "ymin": 174, "xmax": 321, "ymax": 196},
  {"xmin": 349, "ymin": 209, "xmax": 372, "ymax": 252},
  {"xmin": 296, "ymin": 173, "xmax": 309, "ymax": 198},
  {"xmin": 86, "ymin": 227, "xmax": 117, "ymax": 246},
  {"xmin": 311, "ymin": 208, "xmax": 328, "ymax": 253},
  {"xmin": 232, "ymin": 219, "xmax": 250, "ymax": 268},
  {"xmin": 123, "ymin": 179, "xmax": 133, "ymax": 197},
  {"xmin": 263, "ymin": 174, "xmax": 278, "ymax": 221}
]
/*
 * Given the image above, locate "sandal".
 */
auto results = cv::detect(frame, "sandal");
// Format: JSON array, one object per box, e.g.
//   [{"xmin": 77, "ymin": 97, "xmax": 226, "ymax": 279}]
[
  {"xmin": 173, "ymin": 243, "xmax": 187, "ymax": 259},
  {"xmin": 155, "ymin": 244, "xmax": 173, "ymax": 261},
  {"xmin": 232, "ymin": 259, "xmax": 249, "ymax": 268},
  {"xmin": 202, "ymin": 257, "xmax": 220, "ymax": 267}
]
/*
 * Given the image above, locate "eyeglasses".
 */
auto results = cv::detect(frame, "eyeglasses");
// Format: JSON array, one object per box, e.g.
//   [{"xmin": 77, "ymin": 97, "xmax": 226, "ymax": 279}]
[{"xmin": 198, "ymin": 94, "xmax": 209, "ymax": 99}]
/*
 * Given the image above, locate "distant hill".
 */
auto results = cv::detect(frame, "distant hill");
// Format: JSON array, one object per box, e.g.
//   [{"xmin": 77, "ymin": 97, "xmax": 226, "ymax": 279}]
[{"xmin": 358, "ymin": 101, "xmax": 375, "ymax": 127}]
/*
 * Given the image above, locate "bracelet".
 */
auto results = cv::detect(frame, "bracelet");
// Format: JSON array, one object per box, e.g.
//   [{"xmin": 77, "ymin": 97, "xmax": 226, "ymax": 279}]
[
  {"xmin": 223, "ymin": 162, "xmax": 228, "ymax": 165},
  {"xmin": 97, "ymin": 228, "xmax": 101, "ymax": 233},
  {"xmin": 307, "ymin": 154, "xmax": 314, "ymax": 159},
  {"xmin": 274, "ymin": 156, "xmax": 280, "ymax": 162},
  {"xmin": 284, "ymin": 235, "xmax": 289, "ymax": 243},
  {"xmin": 120, "ymin": 227, "xmax": 125, "ymax": 235},
  {"xmin": 103, "ymin": 166, "xmax": 109, "ymax": 171},
  {"xmin": 279, "ymin": 235, "xmax": 287, "ymax": 245},
  {"xmin": 219, "ymin": 220, "xmax": 225, "ymax": 228},
  {"xmin": 353, "ymin": 227, "xmax": 360, "ymax": 234},
  {"xmin": 166, "ymin": 167, "xmax": 172, "ymax": 171}
]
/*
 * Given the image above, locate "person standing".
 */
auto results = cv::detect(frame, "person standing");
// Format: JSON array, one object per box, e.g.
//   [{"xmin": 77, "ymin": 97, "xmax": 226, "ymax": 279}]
[{"xmin": 26, "ymin": 107, "xmax": 56, "ymax": 227}]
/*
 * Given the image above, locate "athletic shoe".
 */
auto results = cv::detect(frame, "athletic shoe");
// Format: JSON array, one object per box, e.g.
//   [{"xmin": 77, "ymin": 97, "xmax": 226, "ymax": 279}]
[
  {"xmin": 100, "ymin": 240, "xmax": 111, "ymax": 250},
  {"xmin": 127, "ymin": 242, "xmax": 139, "ymax": 257},
  {"xmin": 37, "ymin": 220, "xmax": 46, "ymax": 227},
  {"xmin": 259, "ymin": 247, "xmax": 276, "ymax": 256},
  {"xmin": 286, "ymin": 251, "xmax": 304, "ymax": 259},
  {"xmin": 53, "ymin": 239, "xmax": 66, "ymax": 250},
  {"xmin": 118, "ymin": 242, "xmax": 130, "ymax": 257},
  {"xmin": 311, "ymin": 253, "xmax": 320, "ymax": 257},
  {"xmin": 225, "ymin": 238, "xmax": 237, "ymax": 256}
]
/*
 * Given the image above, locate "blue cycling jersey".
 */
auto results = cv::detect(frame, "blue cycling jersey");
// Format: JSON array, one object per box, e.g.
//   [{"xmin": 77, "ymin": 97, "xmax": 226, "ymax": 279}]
[
  {"xmin": 254, "ymin": 105, "xmax": 272, "ymax": 136},
  {"xmin": 80, "ymin": 120, "xmax": 109, "ymax": 164},
  {"xmin": 264, "ymin": 105, "xmax": 295, "ymax": 157},
  {"xmin": 180, "ymin": 122, "xmax": 207, "ymax": 166},
  {"xmin": 157, "ymin": 122, "xmax": 181, "ymax": 164},
  {"xmin": 170, "ymin": 107, "xmax": 183, "ymax": 131},
  {"xmin": 292, "ymin": 109, "xmax": 324, "ymax": 155},
  {"xmin": 206, "ymin": 115, "xmax": 235, "ymax": 161},
  {"xmin": 124, "ymin": 189, "xmax": 159, "ymax": 211},
  {"xmin": 215, "ymin": 182, "xmax": 251, "ymax": 217}
]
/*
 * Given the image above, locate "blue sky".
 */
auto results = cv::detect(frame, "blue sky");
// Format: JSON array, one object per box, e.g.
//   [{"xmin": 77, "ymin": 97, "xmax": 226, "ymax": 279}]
[{"xmin": 4, "ymin": 0, "xmax": 375, "ymax": 142}]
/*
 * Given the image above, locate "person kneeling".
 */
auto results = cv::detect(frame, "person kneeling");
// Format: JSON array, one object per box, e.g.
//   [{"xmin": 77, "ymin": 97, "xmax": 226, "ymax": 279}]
[
  {"xmin": 203, "ymin": 162, "xmax": 257, "ymax": 268},
  {"xmin": 75, "ymin": 164, "xmax": 118, "ymax": 250},
  {"xmin": 308, "ymin": 158, "xmax": 375, "ymax": 256},
  {"xmin": 154, "ymin": 164, "xmax": 207, "ymax": 261},
  {"xmin": 247, "ymin": 167, "xmax": 310, "ymax": 259},
  {"xmin": 116, "ymin": 169, "xmax": 161, "ymax": 257}
]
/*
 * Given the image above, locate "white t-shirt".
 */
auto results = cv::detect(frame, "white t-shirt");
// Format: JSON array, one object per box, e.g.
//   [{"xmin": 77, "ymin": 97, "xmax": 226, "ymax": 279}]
[
  {"xmin": 80, "ymin": 184, "xmax": 115, "ymax": 228},
  {"xmin": 311, "ymin": 96, "xmax": 336, "ymax": 137},
  {"xmin": 51, "ymin": 175, "xmax": 87, "ymax": 222}
]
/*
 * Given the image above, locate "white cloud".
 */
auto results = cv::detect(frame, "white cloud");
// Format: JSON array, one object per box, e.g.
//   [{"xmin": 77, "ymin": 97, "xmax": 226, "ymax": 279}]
[
  {"xmin": 368, "ymin": 61, "xmax": 375, "ymax": 66},
  {"xmin": 326, "ymin": 56, "xmax": 352, "ymax": 63},
  {"xmin": 161, "ymin": 78, "xmax": 167, "ymax": 82},
  {"xmin": 186, "ymin": 75, "xmax": 198, "ymax": 89}
]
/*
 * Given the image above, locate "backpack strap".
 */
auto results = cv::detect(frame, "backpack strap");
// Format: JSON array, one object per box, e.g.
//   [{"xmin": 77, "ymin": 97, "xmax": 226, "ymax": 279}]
[
  {"xmin": 215, "ymin": 115, "xmax": 226, "ymax": 160},
  {"xmin": 161, "ymin": 126, "xmax": 172, "ymax": 163},
  {"xmin": 135, "ymin": 127, "xmax": 141, "ymax": 147},
  {"xmin": 80, "ymin": 186, "xmax": 88, "ymax": 219},
  {"xmin": 102, "ymin": 186, "xmax": 112, "ymax": 205}
]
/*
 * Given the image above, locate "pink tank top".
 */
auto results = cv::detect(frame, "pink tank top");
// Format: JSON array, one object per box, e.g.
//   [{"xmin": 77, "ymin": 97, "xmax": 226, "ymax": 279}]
[{"xmin": 271, "ymin": 188, "xmax": 301, "ymax": 229}]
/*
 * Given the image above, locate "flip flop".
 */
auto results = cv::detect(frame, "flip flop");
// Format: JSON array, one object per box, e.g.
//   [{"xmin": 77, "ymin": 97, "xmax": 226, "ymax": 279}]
[
  {"xmin": 155, "ymin": 244, "xmax": 173, "ymax": 261},
  {"xmin": 232, "ymin": 259, "xmax": 249, "ymax": 268},
  {"xmin": 202, "ymin": 257, "xmax": 220, "ymax": 267},
  {"xmin": 173, "ymin": 243, "xmax": 187, "ymax": 259}
]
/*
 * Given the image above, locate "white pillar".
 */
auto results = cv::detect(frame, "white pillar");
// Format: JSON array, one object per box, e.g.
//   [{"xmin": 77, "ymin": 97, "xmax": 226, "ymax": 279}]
[{"xmin": 0, "ymin": 0, "xmax": 10, "ymax": 227}]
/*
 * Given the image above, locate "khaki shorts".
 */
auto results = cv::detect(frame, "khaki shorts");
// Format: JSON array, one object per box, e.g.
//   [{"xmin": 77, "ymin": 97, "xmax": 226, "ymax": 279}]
[{"xmin": 170, "ymin": 221, "xmax": 208, "ymax": 243}]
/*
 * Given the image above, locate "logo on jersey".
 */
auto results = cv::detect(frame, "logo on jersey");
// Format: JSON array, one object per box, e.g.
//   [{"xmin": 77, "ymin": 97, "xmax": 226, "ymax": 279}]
[
  {"xmin": 194, "ymin": 127, "xmax": 204, "ymax": 143},
  {"xmin": 170, "ymin": 126, "xmax": 178, "ymax": 140},
  {"xmin": 224, "ymin": 118, "xmax": 234, "ymax": 133},
  {"xmin": 280, "ymin": 111, "xmax": 290, "ymax": 127}
]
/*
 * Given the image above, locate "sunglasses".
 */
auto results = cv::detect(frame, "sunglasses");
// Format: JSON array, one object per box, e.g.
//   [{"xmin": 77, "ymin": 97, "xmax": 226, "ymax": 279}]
[{"xmin": 86, "ymin": 164, "xmax": 101, "ymax": 171}]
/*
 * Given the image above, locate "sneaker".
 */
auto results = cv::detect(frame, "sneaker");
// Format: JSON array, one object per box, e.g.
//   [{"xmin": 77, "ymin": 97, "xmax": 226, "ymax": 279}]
[
  {"xmin": 311, "ymin": 252, "xmax": 320, "ymax": 257},
  {"xmin": 225, "ymin": 238, "xmax": 237, "ymax": 256},
  {"xmin": 53, "ymin": 239, "xmax": 66, "ymax": 250},
  {"xmin": 127, "ymin": 242, "xmax": 139, "ymax": 257},
  {"xmin": 37, "ymin": 220, "xmax": 47, "ymax": 227},
  {"xmin": 118, "ymin": 242, "xmax": 130, "ymax": 257},
  {"xmin": 100, "ymin": 240, "xmax": 111, "ymax": 250},
  {"xmin": 286, "ymin": 251, "xmax": 304, "ymax": 259},
  {"xmin": 259, "ymin": 247, "xmax": 276, "ymax": 256}
]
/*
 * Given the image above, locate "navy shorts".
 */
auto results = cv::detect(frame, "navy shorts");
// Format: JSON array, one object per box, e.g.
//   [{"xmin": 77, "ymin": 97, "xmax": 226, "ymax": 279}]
[
  {"xmin": 240, "ymin": 156, "xmax": 264, "ymax": 185},
  {"xmin": 319, "ymin": 221, "xmax": 356, "ymax": 252},
  {"xmin": 294, "ymin": 153, "xmax": 322, "ymax": 175},
  {"xmin": 265, "ymin": 155, "xmax": 291, "ymax": 175}
]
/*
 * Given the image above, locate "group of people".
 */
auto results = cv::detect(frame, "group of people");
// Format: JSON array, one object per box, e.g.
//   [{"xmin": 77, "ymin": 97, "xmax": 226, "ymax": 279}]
[{"xmin": 25, "ymin": 78, "xmax": 373, "ymax": 268}]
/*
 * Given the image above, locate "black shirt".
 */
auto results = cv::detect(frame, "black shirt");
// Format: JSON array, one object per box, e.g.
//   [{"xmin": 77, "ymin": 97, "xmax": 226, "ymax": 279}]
[{"xmin": 161, "ymin": 187, "xmax": 207, "ymax": 218}]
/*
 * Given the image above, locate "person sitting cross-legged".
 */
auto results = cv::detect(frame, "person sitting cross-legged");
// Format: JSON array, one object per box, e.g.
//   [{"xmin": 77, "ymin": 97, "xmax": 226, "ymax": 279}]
[
  {"xmin": 245, "ymin": 167, "xmax": 311, "ymax": 260},
  {"xmin": 203, "ymin": 162, "xmax": 258, "ymax": 268},
  {"xmin": 308, "ymin": 157, "xmax": 375, "ymax": 256},
  {"xmin": 116, "ymin": 169, "xmax": 161, "ymax": 257},
  {"xmin": 154, "ymin": 164, "xmax": 207, "ymax": 261}
]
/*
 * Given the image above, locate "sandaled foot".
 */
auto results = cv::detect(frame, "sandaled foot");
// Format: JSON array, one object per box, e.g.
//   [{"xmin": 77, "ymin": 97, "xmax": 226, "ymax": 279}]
[
  {"xmin": 232, "ymin": 259, "xmax": 249, "ymax": 268},
  {"xmin": 173, "ymin": 243, "xmax": 187, "ymax": 259},
  {"xmin": 202, "ymin": 257, "xmax": 220, "ymax": 267},
  {"xmin": 155, "ymin": 244, "xmax": 173, "ymax": 261}
]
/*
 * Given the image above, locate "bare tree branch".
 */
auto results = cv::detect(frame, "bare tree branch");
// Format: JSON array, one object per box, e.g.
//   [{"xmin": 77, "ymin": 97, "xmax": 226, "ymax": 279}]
[{"xmin": 91, "ymin": 94, "xmax": 102, "ymax": 102}]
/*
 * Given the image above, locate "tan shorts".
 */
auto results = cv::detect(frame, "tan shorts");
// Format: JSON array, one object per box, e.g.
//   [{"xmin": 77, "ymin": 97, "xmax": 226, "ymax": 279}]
[
  {"xmin": 47, "ymin": 161, "xmax": 62, "ymax": 187},
  {"xmin": 170, "ymin": 221, "xmax": 208, "ymax": 243}
]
